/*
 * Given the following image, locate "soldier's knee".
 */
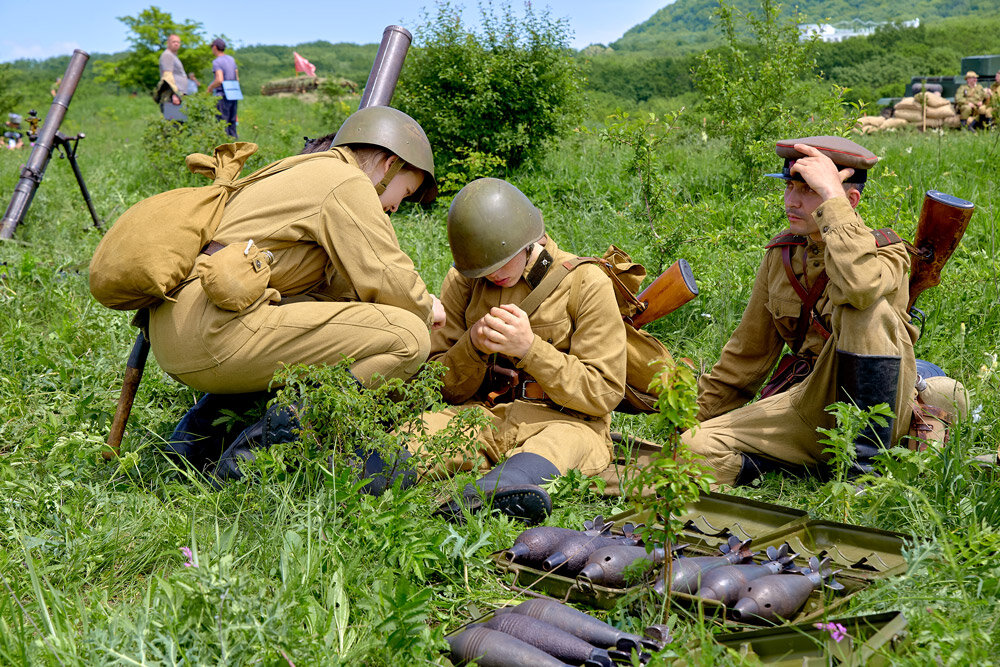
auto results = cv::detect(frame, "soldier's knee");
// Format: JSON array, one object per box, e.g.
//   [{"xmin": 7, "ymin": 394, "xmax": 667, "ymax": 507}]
[{"xmin": 393, "ymin": 310, "xmax": 431, "ymax": 375}]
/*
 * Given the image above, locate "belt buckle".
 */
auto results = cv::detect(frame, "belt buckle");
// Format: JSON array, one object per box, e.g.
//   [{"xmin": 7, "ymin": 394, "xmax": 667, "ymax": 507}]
[{"xmin": 520, "ymin": 380, "xmax": 542, "ymax": 401}]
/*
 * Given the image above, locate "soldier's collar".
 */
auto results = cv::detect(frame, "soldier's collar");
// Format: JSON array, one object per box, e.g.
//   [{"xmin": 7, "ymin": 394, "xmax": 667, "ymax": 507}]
[{"xmin": 525, "ymin": 248, "xmax": 554, "ymax": 288}]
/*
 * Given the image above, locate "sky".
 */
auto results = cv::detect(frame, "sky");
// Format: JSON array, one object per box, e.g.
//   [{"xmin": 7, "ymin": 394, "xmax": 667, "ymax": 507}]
[{"xmin": 0, "ymin": 1, "xmax": 672, "ymax": 63}]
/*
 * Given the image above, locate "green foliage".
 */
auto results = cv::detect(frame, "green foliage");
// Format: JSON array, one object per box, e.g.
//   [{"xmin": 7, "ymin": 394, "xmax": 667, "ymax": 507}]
[
  {"xmin": 396, "ymin": 0, "xmax": 581, "ymax": 170},
  {"xmin": 436, "ymin": 148, "xmax": 507, "ymax": 198},
  {"xmin": 142, "ymin": 93, "xmax": 234, "ymax": 186},
  {"xmin": 693, "ymin": 0, "xmax": 852, "ymax": 176},
  {"xmin": 94, "ymin": 5, "xmax": 210, "ymax": 93},
  {"xmin": 0, "ymin": 65, "xmax": 22, "ymax": 117}
]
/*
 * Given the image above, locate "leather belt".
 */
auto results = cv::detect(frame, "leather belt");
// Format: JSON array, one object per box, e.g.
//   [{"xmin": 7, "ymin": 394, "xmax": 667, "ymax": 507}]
[
  {"xmin": 201, "ymin": 240, "xmax": 226, "ymax": 256},
  {"xmin": 520, "ymin": 379, "xmax": 549, "ymax": 401}
]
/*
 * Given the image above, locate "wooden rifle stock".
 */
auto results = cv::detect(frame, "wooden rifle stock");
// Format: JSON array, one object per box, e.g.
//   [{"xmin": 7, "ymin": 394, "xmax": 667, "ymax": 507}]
[
  {"xmin": 906, "ymin": 190, "xmax": 974, "ymax": 312},
  {"xmin": 103, "ymin": 27, "xmax": 412, "ymax": 458},
  {"xmin": 625, "ymin": 259, "xmax": 699, "ymax": 329}
]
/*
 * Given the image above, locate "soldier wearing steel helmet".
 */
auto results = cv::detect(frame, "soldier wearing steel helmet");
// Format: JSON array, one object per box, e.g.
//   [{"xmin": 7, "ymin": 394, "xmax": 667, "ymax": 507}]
[
  {"xmin": 156, "ymin": 106, "xmax": 446, "ymax": 479},
  {"xmin": 685, "ymin": 136, "xmax": 967, "ymax": 486},
  {"xmin": 410, "ymin": 178, "xmax": 627, "ymax": 525}
]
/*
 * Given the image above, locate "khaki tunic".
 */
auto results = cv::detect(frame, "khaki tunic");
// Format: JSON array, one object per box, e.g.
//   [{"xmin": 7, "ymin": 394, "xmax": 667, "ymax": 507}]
[
  {"xmin": 956, "ymin": 83, "xmax": 992, "ymax": 120},
  {"xmin": 148, "ymin": 148, "xmax": 434, "ymax": 393},
  {"xmin": 411, "ymin": 237, "xmax": 627, "ymax": 476},
  {"xmin": 686, "ymin": 197, "xmax": 918, "ymax": 484}
]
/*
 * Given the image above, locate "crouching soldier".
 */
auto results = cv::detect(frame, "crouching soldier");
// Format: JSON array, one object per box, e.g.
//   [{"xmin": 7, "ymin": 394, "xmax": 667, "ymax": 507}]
[
  {"xmin": 686, "ymin": 136, "xmax": 925, "ymax": 485},
  {"xmin": 411, "ymin": 178, "xmax": 627, "ymax": 525}
]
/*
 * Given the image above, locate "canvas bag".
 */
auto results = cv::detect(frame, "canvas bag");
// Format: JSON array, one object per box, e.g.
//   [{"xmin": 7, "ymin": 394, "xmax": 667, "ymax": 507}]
[
  {"xmin": 89, "ymin": 144, "xmax": 338, "ymax": 311},
  {"xmin": 520, "ymin": 245, "xmax": 673, "ymax": 414}
]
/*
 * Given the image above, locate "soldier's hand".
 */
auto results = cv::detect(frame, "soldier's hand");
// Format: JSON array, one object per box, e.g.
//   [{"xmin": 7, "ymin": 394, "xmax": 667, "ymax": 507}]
[
  {"xmin": 430, "ymin": 294, "xmax": 446, "ymax": 330},
  {"xmin": 790, "ymin": 144, "xmax": 854, "ymax": 201},
  {"xmin": 470, "ymin": 304, "xmax": 534, "ymax": 358}
]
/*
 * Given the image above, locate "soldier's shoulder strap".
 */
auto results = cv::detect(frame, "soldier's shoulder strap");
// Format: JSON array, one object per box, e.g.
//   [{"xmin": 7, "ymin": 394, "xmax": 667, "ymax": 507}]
[
  {"xmin": 871, "ymin": 228, "xmax": 902, "ymax": 247},
  {"xmin": 765, "ymin": 231, "xmax": 807, "ymax": 248}
]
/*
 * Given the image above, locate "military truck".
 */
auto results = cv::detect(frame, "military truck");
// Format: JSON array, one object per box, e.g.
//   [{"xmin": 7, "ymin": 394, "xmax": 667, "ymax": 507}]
[{"xmin": 877, "ymin": 54, "xmax": 1000, "ymax": 109}]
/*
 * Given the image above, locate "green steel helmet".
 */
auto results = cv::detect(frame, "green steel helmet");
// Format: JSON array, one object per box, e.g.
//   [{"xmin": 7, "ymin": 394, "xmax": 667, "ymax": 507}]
[
  {"xmin": 447, "ymin": 178, "xmax": 545, "ymax": 279},
  {"xmin": 332, "ymin": 106, "xmax": 437, "ymax": 204}
]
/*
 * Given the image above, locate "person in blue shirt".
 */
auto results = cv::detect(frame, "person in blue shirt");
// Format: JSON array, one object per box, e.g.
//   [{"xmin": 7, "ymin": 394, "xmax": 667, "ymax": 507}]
[{"xmin": 207, "ymin": 38, "xmax": 240, "ymax": 138}]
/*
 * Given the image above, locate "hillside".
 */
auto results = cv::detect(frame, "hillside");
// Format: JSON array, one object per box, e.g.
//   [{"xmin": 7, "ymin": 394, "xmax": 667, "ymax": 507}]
[{"xmin": 613, "ymin": 0, "xmax": 1000, "ymax": 54}]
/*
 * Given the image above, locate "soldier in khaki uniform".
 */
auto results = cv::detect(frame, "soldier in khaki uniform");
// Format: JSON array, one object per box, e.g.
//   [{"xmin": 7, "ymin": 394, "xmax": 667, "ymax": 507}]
[
  {"xmin": 158, "ymin": 107, "xmax": 445, "ymax": 479},
  {"xmin": 411, "ymin": 178, "xmax": 627, "ymax": 524},
  {"xmin": 684, "ymin": 137, "xmax": 919, "ymax": 486},
  {"xmin": 956, "ymin": 71, "xmax": 992, "ymax": 128}
]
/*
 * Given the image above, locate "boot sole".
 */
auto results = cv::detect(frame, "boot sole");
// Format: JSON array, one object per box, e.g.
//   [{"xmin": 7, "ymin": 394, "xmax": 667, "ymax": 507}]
[{"xmin": 436, "ymin": 484, "xmax": 552, "ymax": 525}]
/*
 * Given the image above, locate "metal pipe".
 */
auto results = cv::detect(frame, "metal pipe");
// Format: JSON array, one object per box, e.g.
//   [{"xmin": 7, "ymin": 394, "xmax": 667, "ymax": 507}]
[
  {"xmin": 1, "ymin": 49, "xmax": 90, "ymax": 239},
  {"xmin": 358, "ymin": 25, "xmax": 412, "ymax": 110}
]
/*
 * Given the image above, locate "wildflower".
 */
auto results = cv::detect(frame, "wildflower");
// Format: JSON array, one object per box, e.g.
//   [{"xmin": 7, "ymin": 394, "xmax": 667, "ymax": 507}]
[
  {"xmin": 180, "ymin": 546, "xmax": 197, "ymax": 568},
  {"xmin": 814, "ymin": 621, "xmax": 847, "ymax": 642}
]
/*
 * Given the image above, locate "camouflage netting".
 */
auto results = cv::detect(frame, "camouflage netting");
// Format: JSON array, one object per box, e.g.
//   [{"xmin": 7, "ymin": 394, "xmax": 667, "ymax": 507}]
[{"xmin": 261, "ymin": 77, "xmax": 359, "ymax": 96}]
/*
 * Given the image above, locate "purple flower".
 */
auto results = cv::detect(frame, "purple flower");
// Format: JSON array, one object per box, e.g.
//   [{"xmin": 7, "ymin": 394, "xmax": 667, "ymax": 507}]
[
  {"xmin": 814, "ymin": 621, "xmax": 848, "ymax": 642},
  {"xmin": 180, "ymin": 546, "xmax": 197, "ymax": 568}
]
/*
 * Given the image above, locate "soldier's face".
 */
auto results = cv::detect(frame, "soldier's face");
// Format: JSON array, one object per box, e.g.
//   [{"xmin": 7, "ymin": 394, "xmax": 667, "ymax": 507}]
[
  {"xmin": 484, "ymin": 249, "xmax": 529, "ymax": 288},
  {"xmin": 378, "ymin": 167, "xmax": 424, "ymax": 213},
  {"xmin": 783, "ymin": 180, "xmax": 824, "ymax": 239}
]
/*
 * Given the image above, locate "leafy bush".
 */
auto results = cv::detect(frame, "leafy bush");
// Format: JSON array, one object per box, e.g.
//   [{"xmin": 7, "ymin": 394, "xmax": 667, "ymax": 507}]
[
  {"xmin": 142, "ymin": 93, "xmax": 235, "ymax": 186},
  {"xmin": 395, "ymin": 0, "xmax": 581, "ymax": 170},
  {"xmin": 692, "ymin": 0, "xmax": 850, "ymax": 176}
]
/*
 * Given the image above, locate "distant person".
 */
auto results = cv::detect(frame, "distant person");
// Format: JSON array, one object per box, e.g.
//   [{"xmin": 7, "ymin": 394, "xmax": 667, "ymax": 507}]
[
  {"xmin": 157, "ymin": 34, "xmax": 197, "ymax": 117},
  {"xmin": 956, "ymin": 71, "xmax": 991, "ymax": 129},
  {"xmin": 207, "ymin": 38, "xmax": 240, "ymax": 138},
  {"xmin": 50, "ymin": 77, "xmax": 62, "ymax": 97},
  {"xmin": 4, "ymin": 113, "xmax": 24, "ymax": 150}
]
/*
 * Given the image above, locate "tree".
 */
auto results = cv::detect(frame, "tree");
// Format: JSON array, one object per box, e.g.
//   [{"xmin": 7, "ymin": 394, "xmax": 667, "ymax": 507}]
[
  {"xmin": 395, "ymin": 1, "xmax": 580, "ymax": 172},
  {"xmin": 94, "ymin": 6, "xmax": 209, "ymax": 93},
  {"xmin": 0, "ymin": 64, "xmax": 22, "ymax": 117}
]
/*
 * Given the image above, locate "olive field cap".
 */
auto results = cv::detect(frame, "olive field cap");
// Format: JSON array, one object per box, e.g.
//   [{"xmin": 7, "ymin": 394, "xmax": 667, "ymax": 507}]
[
  {"xmin": 766, "ymin": 135, "xmax": 878, "ymax": 184},
  {"xmin": 965, "ymin": 71, "xmax": 979, "ymax": 78},
  {"xmin": 332, "ymin": 106, "xmax": 438, "ymax": 204},
  {"xmin": 211, "ymin": 38, "xmax": 227, "ymax": 50},
  {"xmin": 447, "ymin": 178, "xmax": 545, "ymax": 279}
]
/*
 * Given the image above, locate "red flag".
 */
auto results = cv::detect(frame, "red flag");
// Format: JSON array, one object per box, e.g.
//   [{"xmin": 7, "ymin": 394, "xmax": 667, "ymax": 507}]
[{"xmin": 293, "ymin": 51, "xmax": 316, "ymax": 77}]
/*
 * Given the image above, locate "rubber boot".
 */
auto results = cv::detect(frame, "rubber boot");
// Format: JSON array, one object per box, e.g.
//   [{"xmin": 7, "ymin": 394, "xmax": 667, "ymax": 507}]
[
  {"xmin": 435, "ymin": 452, "xmax": 559, "ymax": 526},
  {"xmin": 835, "ymin": 351, "xmax": 901, "ymax": 479},
  {"xmin": 165, "ymin": 392, "xmax": 269, "ymax": 470},
  {"xmin": 212, "ymin": 402, "xmax": 300, "ymax": 485}
]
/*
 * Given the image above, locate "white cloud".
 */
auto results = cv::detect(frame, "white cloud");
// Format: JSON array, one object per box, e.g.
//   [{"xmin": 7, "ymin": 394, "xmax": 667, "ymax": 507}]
[{"xmin": 1, "ymin": 41, "xmax": 83, "ymax": 63}]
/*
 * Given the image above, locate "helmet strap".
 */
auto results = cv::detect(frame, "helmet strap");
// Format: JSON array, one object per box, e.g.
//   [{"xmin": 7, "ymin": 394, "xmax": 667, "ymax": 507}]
[{"xmin": 375, "ymin": 158, "xmax": 405, "ymax": 196}]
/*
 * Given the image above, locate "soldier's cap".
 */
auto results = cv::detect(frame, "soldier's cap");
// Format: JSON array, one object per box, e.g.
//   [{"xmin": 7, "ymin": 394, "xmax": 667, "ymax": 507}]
[
  {"xmin": 965, "ymin": 71, "xmax": 978, "ymax": 79},
  {"xmin": 765, "ymin": 135, "xmax": 878, "ymax": 185}
]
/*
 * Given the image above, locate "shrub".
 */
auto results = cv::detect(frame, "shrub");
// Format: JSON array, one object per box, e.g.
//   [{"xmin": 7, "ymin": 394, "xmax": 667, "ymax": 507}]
[
  {"xmin": 395, "ymin": 0, "xmax": 581, "ymax": 170},
  {"xmin": 142, "ymin": 93, "xmax": 235, "ymax": 186}
]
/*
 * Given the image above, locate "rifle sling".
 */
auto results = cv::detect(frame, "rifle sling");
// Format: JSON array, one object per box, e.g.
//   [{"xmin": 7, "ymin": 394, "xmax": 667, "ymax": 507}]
[{"xmin": 781, "ymin": 244, "xmax": 831, "ymax": 353}]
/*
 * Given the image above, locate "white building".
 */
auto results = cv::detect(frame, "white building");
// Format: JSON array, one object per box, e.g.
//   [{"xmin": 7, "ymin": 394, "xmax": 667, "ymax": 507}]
[{"xmin": 799, "ymin": 18, "xmax": 920, "ymax": 43}]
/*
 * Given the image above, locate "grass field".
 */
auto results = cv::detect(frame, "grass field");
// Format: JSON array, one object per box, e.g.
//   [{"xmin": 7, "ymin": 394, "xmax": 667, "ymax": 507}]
[{"xmin": 1, "ymin": 89, "xmax": 999, "ymax": 664}]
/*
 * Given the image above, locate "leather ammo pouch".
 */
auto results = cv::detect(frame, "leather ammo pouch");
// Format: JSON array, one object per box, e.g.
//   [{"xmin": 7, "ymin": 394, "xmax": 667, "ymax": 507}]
[
  {"xmin": 906, "ymin": 399, "xmax": 951, "ymax": 451},
  {"xmin": 760, "ymin": 353, "xmax": 814, "ymax": 399},
  {"xmin": 196, "ymin": 239, "xmax": 275, "ymax": 311}
]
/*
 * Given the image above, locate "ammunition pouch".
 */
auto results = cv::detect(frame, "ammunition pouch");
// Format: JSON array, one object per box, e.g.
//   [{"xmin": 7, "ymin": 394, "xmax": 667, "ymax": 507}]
[{"xmin": 760, "ymin": 353, "xmax": 815, "ymax": 400}]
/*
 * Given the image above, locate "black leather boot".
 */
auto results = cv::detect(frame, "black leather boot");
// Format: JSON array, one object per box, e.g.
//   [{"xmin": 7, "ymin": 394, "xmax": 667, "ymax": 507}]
[
  {"xmin": 212, "ymin": 402, "xmax": 301, "ymax": 485},
  {"xmin": 835, "ymin": 351, "xmax": 901, "ymax": 478},
  {"xmin": 435, "ymin": 452, "xmax": 559, "ymax": 526},
  {"xmin": 165, "ymin": 392, "xmax": 269, "ymax": 470},
  {"xmin": 734, "ymin": 452, "xmax": 819, "ymax": 486},
  {"xmin": 349, "ymin": 441, "xmax": 418, "ymax": 496}
]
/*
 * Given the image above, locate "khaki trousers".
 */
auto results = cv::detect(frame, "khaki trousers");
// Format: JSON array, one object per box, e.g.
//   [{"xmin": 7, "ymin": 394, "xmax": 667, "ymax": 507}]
[
  {"xmin": 409, "ymin": 400, "xmax": 613, "ymax": 479},
  {"xmin": 684, "ymin": 297, "xmax": 916, "ymax": 485},
  {"xmin": 171, "ymin": 299, "xmax": 430, "ymax": 393}
]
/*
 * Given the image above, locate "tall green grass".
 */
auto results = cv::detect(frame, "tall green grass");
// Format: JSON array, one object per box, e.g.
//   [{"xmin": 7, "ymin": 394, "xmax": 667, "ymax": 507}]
[{"xmin": 1, "ymin": 91, "xmax": 998, "ymax": 664}]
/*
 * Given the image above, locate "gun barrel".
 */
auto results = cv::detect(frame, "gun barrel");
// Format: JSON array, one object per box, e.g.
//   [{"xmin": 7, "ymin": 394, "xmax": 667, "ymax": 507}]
[
  {"xmin": 358, "ymin": 25, "xmax": 412, "ymax": 110},
  {"xmin": 1, "ymin": 49, "xmax": 89, "ymax": 240},
  {"xmin": 907, "ymin": 190, "xmax": 974, "ymax": 312}
]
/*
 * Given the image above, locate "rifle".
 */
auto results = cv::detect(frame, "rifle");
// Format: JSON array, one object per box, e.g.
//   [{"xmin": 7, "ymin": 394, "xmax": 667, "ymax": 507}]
[
  {"xmin": 624, "ymin": 258, "xmax": 699, "ymax": 328},
  {"xmin": 1, "ymin": 50, "xmax": 90, "ymax": 240},
  {"xmin": 104, "ymin": 27, "xmax": 414, "ymax": 458},
  {"xmin": 906, "ymin": 190, "xmax": 974, "ymax": 313}
]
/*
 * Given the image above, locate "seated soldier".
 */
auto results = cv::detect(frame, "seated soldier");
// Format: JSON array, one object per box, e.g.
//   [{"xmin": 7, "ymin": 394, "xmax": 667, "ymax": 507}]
[
  {"xmin": 411, "ymin": 178, "xmax": 627, "ymax": 525},
  {"xmin": 685, "ymin": 136, "xmax": 961, "ymax": 485},
  {"xmin": 956, "ymin": 71, "xmax": 992, "ymax": 129}
]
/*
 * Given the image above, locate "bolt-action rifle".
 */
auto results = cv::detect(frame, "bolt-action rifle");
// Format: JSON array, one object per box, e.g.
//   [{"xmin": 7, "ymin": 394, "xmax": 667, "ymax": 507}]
[
  {"xmin": 906, "ymin": 190, "xmax": 974, "ymax": 315},
  {"xmin": 104, "ymin": 27, "xmax": 414, "ymax": 458},
  {"xmin": 1, "ymin": 50, "xmax": 92, "ymax": 240},
  {"xmin": 624, "ymin": 258, "xmax": 699, "ymax": 328}
]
